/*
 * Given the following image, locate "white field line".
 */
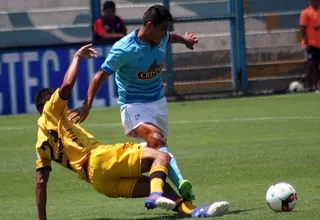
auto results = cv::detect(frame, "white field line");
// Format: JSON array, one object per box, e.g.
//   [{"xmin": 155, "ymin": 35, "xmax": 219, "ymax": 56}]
[{"xmin": 0, "ymin": 116, "xmax": 318, "ymax": 131}]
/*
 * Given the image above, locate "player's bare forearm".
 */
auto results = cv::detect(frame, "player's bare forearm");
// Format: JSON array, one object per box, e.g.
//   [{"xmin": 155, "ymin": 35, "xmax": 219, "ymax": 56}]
[
  {"xmin": 60, "ymin": 45, "xmax": 96, "ymax": 99},
  {"xmin": 59, "ymin": 54, "xmax": 81, "ymax": 99},
  {"xmin": 60, "ymin": 44, "xmax": 97, "ymax": 100},
  {"xmin": 36, "ymin": 168, "xmax": 50, "ymax": 220},
  {"xmin": 170, "ymin": 33, "xmax": 188, "ymax": 44},
  {"xmin": 84, "ymin": 68, "xmax": 110, "ymax": 109},
  {"xmin": 170, "ymin": 32, "xmax": 198, "ymax": 50},
  {"xmin": 300, "ymin": 26, "xmax": 308, "ymax": 47}
]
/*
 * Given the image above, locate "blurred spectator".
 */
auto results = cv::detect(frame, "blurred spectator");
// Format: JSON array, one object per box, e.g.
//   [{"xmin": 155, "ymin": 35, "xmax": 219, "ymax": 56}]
[
  {"xmin": 93, "ymin": 1, "xmax": 127, "ymax": 43},
  {"xmin": 300, "ymin": 0, "xmax": 320, "ymax": 92}
]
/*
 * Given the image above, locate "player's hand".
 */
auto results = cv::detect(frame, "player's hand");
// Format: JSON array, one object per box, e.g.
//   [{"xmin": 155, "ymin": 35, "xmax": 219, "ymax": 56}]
[
  {"xmin": 75, "ymin": 44, "xmax": 98, "ymax": 59},
  {"xmin": 184, "ymin": 31, "xmax": 198, "ymax": 50},
  {"xmin": 68, "ymin": 105, "xmax": 90, "ymax": 124}
]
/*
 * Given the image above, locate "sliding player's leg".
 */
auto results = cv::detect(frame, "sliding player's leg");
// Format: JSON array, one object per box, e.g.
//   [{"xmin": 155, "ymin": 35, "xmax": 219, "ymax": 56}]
[
  {"xmin": 88, "ymin": 143, "xmax": 230, "ymax": 216},
  {"xmin": 133, "ymin": 149, "xmax": 229, "ymax": 218},
  {"xmin": 139, "ymin": 145, "xmax": 177, "ymax": 210},
  {"xmin": 131, "ymin": 176, "xmax": 230, "ymax": 218},
  {"xmin": 88, "ymin": 143, "xmax": 176, "ymax": 210}
]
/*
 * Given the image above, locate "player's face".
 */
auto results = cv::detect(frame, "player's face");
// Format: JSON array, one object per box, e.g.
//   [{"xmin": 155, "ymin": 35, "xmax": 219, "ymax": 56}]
[
  {"xmin": 149, "ymin": 21, "xmax": 169, "ymax": 44},
  {"xmin": 103, "ymin": 8, "xmax": 115, "ymax": 20}
]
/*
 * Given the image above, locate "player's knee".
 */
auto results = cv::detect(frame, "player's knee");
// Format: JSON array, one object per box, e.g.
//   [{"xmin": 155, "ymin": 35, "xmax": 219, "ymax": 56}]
[
  {"xmin": 145, "ymin": 131, "xmax": 166, "ymax": 149},
  {"xmin": 157, "ymin": 151, "xmax": 171, "ymax": 166},
  {"xmin": 36, "ymin": 179, "xmax": 47, "ymax": 187}
]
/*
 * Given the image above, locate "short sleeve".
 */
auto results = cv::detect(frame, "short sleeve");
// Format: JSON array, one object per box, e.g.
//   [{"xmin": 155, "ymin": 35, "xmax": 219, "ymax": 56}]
[
  {"xmin": 42, "ymin": 89, "xmax": 68, "ymax": 120},
  {"xmin": 101, "ymin": 41, "xmax": 135, "ymax": 74}
]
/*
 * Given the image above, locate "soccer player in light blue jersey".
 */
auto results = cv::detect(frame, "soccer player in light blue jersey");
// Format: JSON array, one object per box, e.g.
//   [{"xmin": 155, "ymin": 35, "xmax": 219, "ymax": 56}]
[{"xmin": 69, "ymin": 5, "xmax": 198, "ymax": 202}]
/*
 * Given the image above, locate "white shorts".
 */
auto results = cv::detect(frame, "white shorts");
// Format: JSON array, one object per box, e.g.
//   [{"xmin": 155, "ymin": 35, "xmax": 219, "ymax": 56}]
[{"xmin": 120, "ymin": 97, "xmax": 168, "ymax": 139}]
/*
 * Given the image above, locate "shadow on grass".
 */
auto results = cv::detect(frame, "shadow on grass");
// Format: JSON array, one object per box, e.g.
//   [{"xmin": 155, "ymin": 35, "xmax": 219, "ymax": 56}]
[
  {"xmin": 227, "ymin": 208, "xmax": 262, "ymax": 215},
  {"xmin": 90, "ymin": 208, "xmax": 261, "ymax": 219},
  {"xmin": 91, "ymin": 213, "xmax": 184, "ymax": 220}
]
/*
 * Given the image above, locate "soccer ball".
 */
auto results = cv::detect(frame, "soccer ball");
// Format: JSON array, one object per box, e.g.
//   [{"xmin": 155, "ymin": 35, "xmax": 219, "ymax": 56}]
[
  {"xmin": 266, "ymin": 182, "xmax": 297, "ymax": 212},
  {"xmin": 288, "ymin": 81, "xmax": 304, "ymax": 93}
]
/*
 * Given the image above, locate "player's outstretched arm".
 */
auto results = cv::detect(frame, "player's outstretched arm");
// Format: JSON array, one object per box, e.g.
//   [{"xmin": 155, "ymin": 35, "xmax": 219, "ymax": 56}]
[
  {"xmin": 59, "ymin": 44, "xmax": 98, "ymax": 100},
  {"xmin": 67, "ymin": 68, "xmax": 110, "ymax": 123},
  {"xmin": 68, "ymin": 42, "xmax": 132, "ymax": 123},
  {"xmin": 170, "ymin": 32, "xmax": 198, "ymax": 50},
  {"xmin": 83, "ymin": 68, "xmax": 110, "ymax": 114},
  {"xmin": 36, "ymin": 167, "xmax": 50, "ymax": 220}
]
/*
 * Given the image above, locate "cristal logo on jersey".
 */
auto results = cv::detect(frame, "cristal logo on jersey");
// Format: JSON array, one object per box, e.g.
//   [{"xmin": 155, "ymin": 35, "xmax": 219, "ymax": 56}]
[{"xmin": 136, "ymin": 59, "xmax": 163, "ymax": 80}]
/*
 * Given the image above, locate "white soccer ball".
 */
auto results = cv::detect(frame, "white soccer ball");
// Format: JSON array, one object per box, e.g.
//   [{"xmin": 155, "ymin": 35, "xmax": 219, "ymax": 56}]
[
  {"xmin": 288, "ymin": 81, "xmax": 304, "ymax": 93},
  {"xmin": 266, "ymin": 182, "xmax": 297, "ymax": 212}
]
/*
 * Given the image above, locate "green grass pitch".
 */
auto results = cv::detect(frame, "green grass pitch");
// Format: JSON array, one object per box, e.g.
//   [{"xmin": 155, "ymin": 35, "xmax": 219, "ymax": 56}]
[{"xmin": 0, "ymin": 93, "xmax": 319, "ymax": 220}]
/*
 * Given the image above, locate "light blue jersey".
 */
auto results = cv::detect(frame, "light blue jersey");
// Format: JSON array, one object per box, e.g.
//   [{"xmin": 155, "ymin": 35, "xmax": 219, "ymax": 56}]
[{"xmin": 101, "ymin": 29, "xmax": 170, "ymax": 104}]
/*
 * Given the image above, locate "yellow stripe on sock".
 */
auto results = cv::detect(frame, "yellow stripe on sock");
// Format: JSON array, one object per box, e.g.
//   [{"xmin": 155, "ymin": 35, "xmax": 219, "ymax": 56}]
[
  {"xmin": 150, "ymin": 166, "xmax": 168, "ymax": 175},
  {"xmin": 175, "ymin": 198, "xmax": 196, "ymax": 215},
  {"xmin": 150, "ymin": 166, "xmax": 168, "ymax": 194}
]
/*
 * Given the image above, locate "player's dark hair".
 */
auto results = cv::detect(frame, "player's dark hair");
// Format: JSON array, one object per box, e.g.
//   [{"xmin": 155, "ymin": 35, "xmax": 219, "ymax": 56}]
[
  {"xmin": 143, "ymin": 5, "xmax": 173, "ymax": 27},
  {"xmin": 35, "ymin": 88, "xmax": 55, "ymax": 113},
  {"xmin": 103, "ymin": 1, "xmax": 116, "ymax": 10}
]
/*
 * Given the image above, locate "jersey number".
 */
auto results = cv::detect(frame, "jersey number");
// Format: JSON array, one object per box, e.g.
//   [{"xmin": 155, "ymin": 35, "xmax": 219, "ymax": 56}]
[{"xmin": 40, "ymin": 130, "xmax": 72, "ymax": 170}]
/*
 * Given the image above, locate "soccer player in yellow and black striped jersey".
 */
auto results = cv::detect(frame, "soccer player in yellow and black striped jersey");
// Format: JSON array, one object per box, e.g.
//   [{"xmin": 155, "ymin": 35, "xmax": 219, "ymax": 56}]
[{"xmin": 35, "ymin": 44, "xmax": 229, "ymax": 220}]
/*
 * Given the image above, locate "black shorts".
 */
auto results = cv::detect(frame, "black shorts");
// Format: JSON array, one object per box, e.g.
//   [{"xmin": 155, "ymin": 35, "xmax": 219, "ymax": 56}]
[{"xmin": 305, "ymin": 46, "xmax": 320, "ymax": 61}]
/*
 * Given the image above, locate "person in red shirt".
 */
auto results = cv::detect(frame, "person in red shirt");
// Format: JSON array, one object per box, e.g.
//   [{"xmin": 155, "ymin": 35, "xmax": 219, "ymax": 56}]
[
  {"xmin": 300, "ymin": 0, "xmax": 320, "ymax": 91},
  {"xmin": 93, "ymin": 1, "xmax": 127, "ymax": 43}
]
